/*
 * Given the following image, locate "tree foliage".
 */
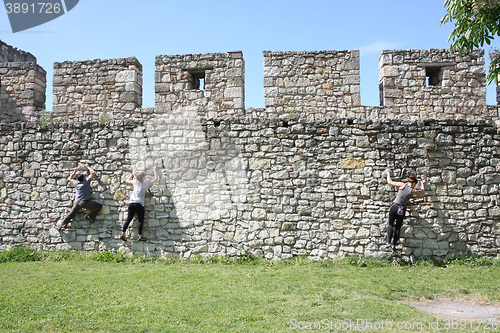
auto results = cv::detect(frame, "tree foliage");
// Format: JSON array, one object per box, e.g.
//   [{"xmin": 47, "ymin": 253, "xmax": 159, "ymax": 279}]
[{"xmin": 441, "ymin": 0, "xmax": 500, "ymax": 84}]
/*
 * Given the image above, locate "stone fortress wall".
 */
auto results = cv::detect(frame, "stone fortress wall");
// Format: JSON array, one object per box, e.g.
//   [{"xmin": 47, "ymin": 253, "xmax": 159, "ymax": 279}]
[
  {"xmin": 0, "ymin": 40, "xmax": 46, "ymax": 123},
  {"xmin": 0, "ymin": 40, "xmax": 499, "ymax": 260},
  {"xmin": 52, "ymin": 57, "xmax": 143, "ymax": 121}
]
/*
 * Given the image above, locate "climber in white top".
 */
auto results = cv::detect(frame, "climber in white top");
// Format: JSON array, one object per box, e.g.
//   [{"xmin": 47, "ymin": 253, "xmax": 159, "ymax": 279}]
[{"xmin": 120, "ymin": 168, "xmax": 159, "ymax": 242}]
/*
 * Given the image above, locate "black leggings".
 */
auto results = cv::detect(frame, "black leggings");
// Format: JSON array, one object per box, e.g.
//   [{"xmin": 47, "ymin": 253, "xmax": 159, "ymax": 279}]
[
  {"xmin": 122, "ymin": 203, "xmax": 145, "ymax": 234},
  {"xmin": 387, "ymin": 204, "xmax": 406, "ymax": 246}
]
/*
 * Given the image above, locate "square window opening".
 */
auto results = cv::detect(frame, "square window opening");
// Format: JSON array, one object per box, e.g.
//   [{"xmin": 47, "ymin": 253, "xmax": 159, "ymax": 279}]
[
  {"xmin": 425, "ymin": 66, "xmax": 444, "ymax": 87},
  {"xmin": 187, "ymin": 70, "xmax": 207, "ymax": 90}
]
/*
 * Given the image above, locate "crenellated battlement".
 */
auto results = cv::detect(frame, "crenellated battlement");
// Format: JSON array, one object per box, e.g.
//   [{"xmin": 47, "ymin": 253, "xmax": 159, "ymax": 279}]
[
  {"xmin": 51, "ymin": 57, "xmax": 143, "ymax": 121},
  {"xmin": 0, "ymin": 39, "xmax": 499, "ymax": 123},
  {"xmin": 379, "ymin": 49, "xmax": 487, "ymax": 118},
  {"xmin": 263, "ymin": 50, "xmax": 361, "ymax": 115},
  {"xmin": 0, "ymin": 41, "xmax": 46, "ymax": 122},
  {"xmin": 0, "ymin": 40, "xmax": 36, "ymax": 63},
  {"xmin": 155, "ymin": 51, "xmax": 245, "ymax": 118}
]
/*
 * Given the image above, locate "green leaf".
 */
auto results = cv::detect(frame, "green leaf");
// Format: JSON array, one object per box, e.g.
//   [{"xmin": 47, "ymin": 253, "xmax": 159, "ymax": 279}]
[{"xmin": 465, "ymin": 29, "xmax": 472, "ymax": 40}]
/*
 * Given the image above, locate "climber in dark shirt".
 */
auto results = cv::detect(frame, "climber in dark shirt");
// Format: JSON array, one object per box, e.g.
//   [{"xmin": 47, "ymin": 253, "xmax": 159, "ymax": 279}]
[{"xmin": 58, "ymin": 164, "xmax": 102, "ymax": 230}]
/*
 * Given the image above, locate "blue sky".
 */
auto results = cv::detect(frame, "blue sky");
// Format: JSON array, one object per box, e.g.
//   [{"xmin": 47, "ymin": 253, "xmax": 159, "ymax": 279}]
[{"xmin": 1, "ymin": 0, "xmax": 498, "ymax": 110}]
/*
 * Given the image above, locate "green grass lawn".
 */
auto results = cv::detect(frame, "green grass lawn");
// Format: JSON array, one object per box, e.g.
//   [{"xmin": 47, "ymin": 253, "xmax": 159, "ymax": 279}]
[{"xmin": 0, "ymin": 250, "xmax": 499, "ymax": 332}]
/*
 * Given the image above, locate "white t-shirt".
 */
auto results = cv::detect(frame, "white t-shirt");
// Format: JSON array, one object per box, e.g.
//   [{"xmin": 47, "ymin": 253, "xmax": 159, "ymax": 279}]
[{"xmin": 129, "ymin": 179, "xmax": 150, "ymax": 207}]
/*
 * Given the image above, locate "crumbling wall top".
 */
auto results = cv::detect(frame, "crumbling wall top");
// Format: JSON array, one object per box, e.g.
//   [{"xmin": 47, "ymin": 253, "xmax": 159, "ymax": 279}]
[{"xmin": 0, "ymin": 40, "xmax": 37, "ymax": 63}]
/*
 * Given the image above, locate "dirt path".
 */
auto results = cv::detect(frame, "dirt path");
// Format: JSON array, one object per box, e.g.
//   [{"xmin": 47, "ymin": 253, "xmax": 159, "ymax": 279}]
[{"xmin": 409, "ymin": 300, "xmax": 500, "ymax": 322}]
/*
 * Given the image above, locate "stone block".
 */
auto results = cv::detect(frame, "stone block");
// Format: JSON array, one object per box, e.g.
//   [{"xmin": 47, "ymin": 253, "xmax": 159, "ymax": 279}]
[
  {"xmin": 281, "ymin": 222, "xmax": 297, "ymax": 231},
  {"xmin": 338, "ymin": 157, "xmax": 365, "ymax": 169},
  {"xmin": 251, "ymin": 208, "xmax": 267, "ymax": 220},
  {"xmin": 116, "ymin": 70, "xmax": 137, "ymax": 83},
  {"xmin": 344, "ymin": 230, "xmax": 356, "ymax": 239}
]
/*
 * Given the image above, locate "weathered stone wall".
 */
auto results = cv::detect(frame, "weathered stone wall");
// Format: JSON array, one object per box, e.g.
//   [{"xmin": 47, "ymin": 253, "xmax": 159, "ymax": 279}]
[
  {"xmin": 263, "ymin": 50, "xmax": 361, "ymax": 116},
  {"xmin": 0, "ymin": 40, "xmax": 46, "ymax": 123},
  {"xmin": 0, "ymin": 117, "xmax": 498, "ymax": 260},
  {"xmin": 379, "ymin": 49, "xmax": 489, "ymax": 119},
  {"xmin": 0, "ymin": 40, "xmax": 36, "ymax": 63},
  {"xmin": 0, "ymin": 62, "xmax": 46, "ymax": 123},
  {"xmin": 1, "ymin": 40, "xmax": 500, "ymax": 260},
  {"xmin": 1, "ymin": 39, "xmax": 498, "ymax": 123},
  {"xmin": 52, "ymin": 57, "xmax": 143, "ymax": 121},
  {"xmin": 155, "ymin": 52, "xmax": 245, "ymax": 118}
]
